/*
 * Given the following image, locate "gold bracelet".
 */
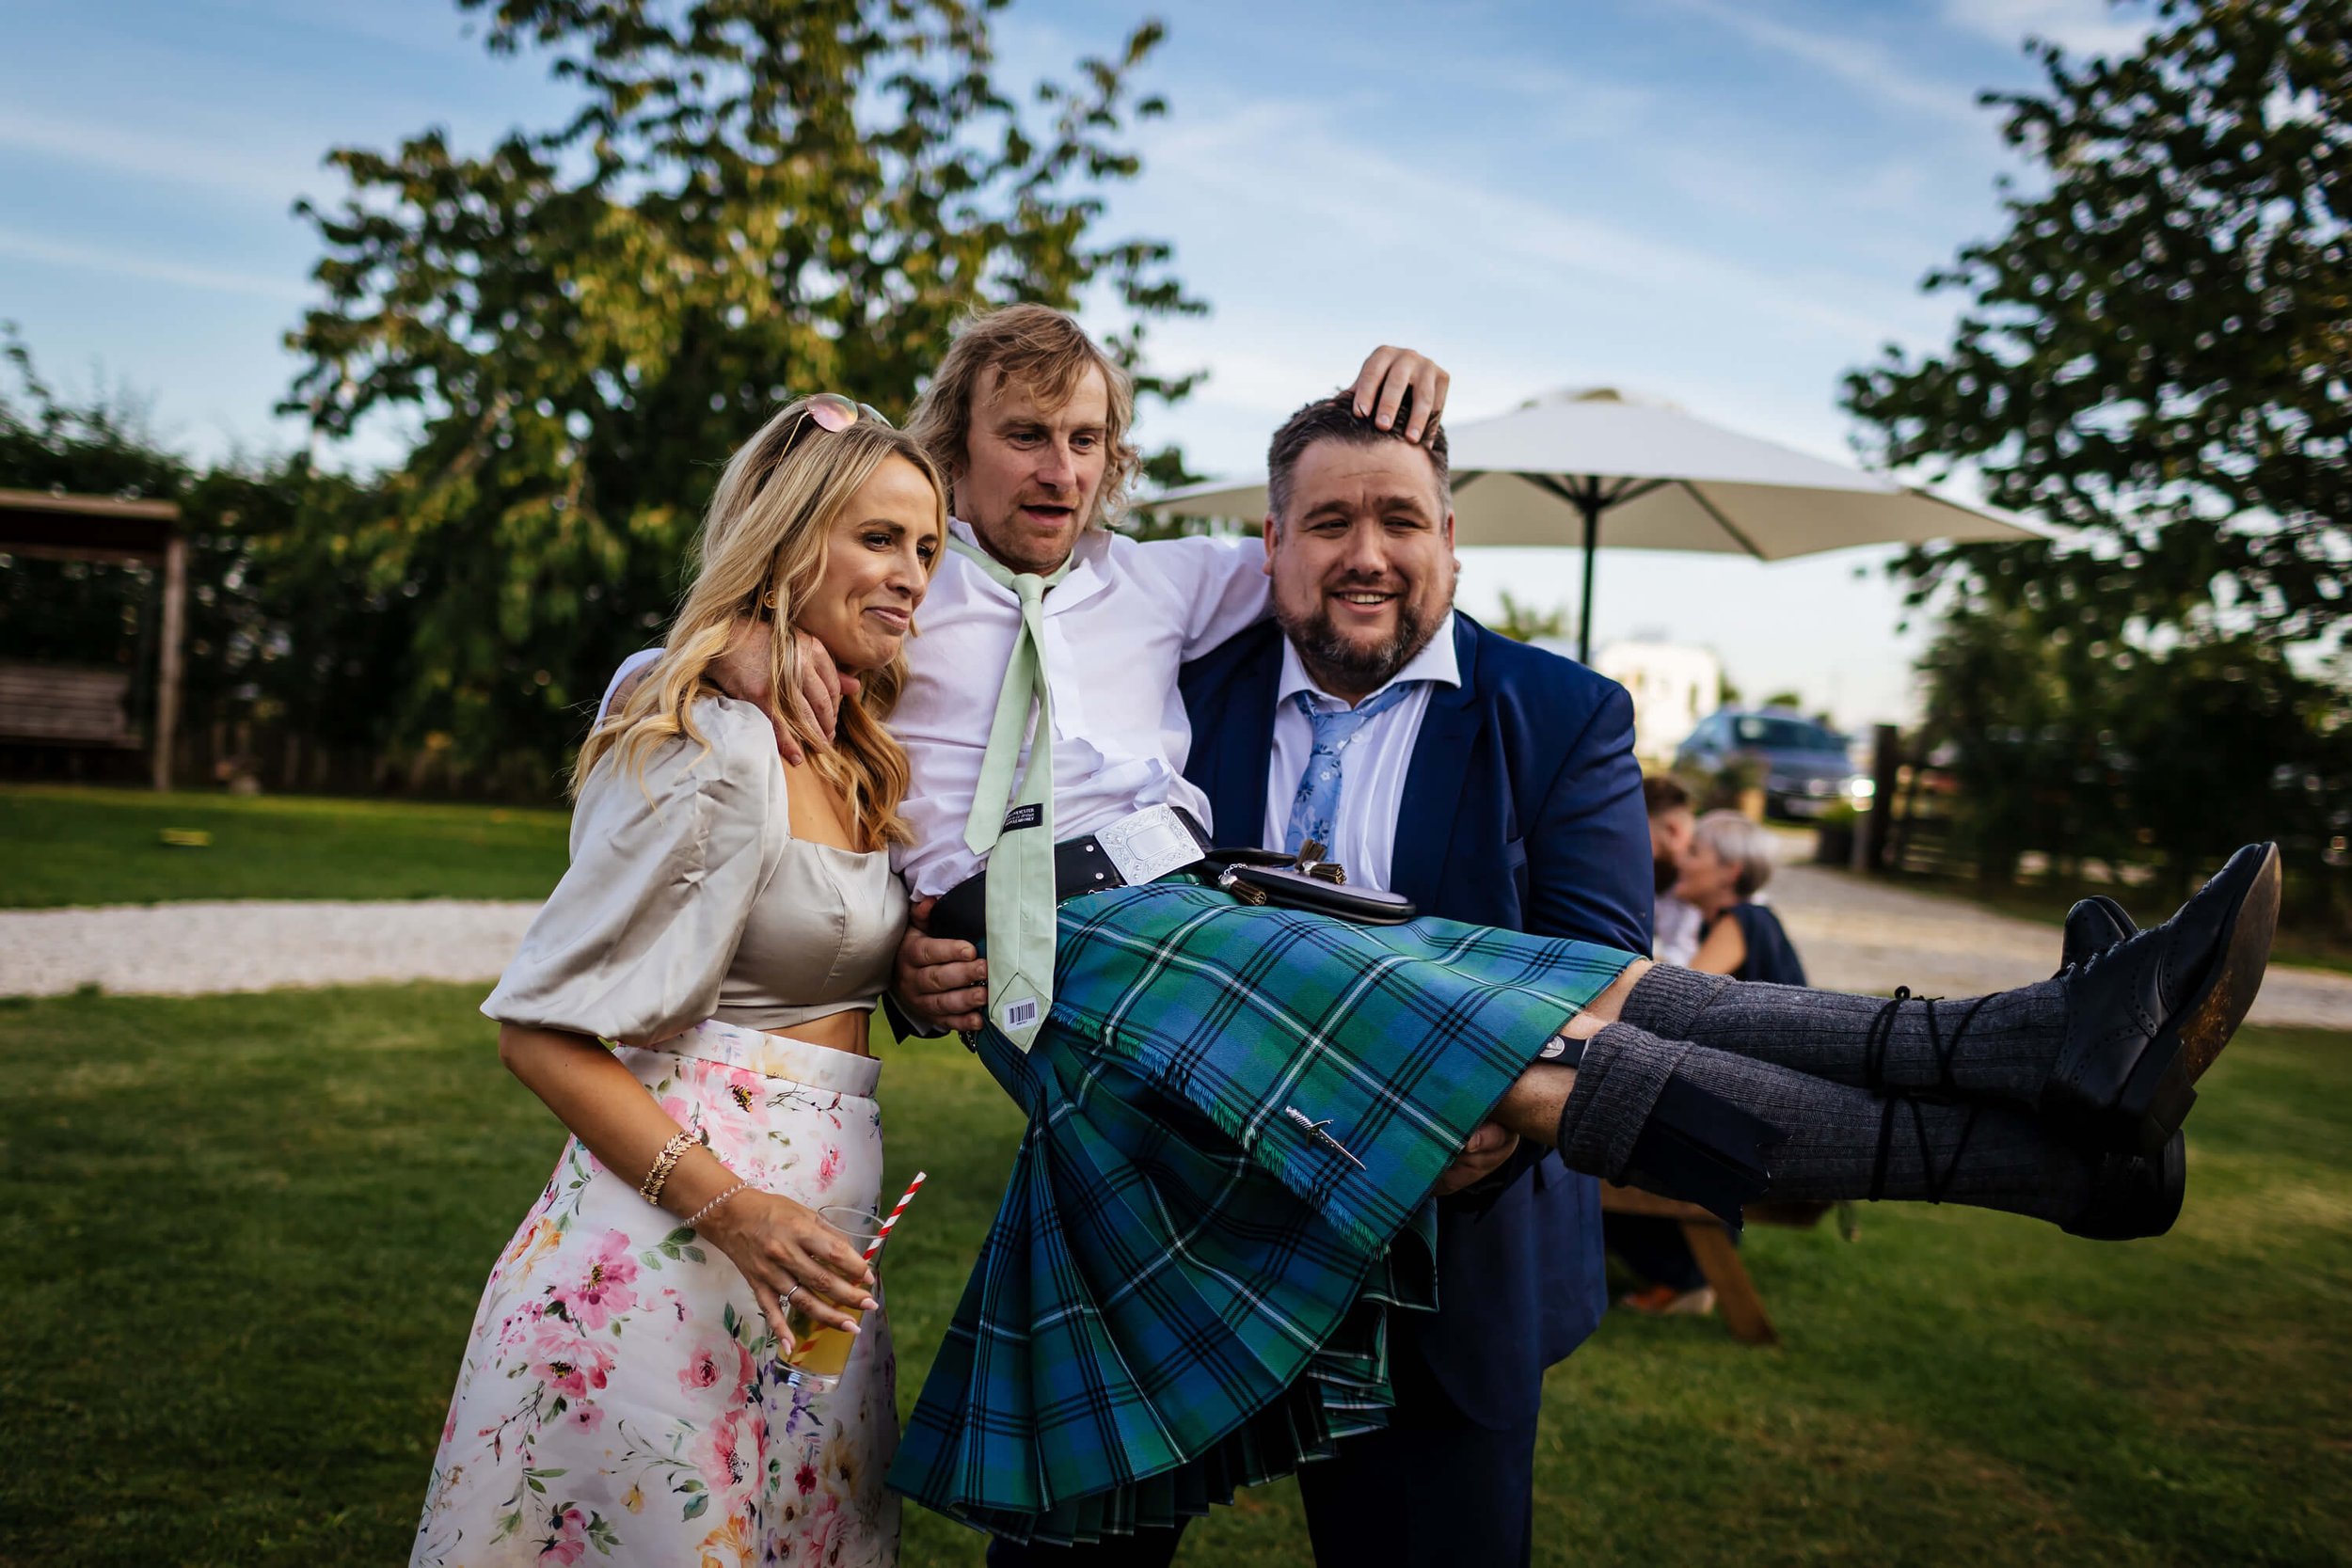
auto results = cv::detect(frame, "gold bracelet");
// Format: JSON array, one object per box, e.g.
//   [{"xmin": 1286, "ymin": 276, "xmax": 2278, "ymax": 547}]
[
  {"xmin": 639, "ymin": 1127, "xmax": 705, "ymax": 1205},
  {"xmin": 685, "ymin": 1180, "xmax": 753, "ymax": 1231}
]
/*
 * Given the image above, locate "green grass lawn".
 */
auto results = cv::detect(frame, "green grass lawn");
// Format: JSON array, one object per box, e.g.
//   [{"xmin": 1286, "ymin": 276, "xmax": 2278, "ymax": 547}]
[
  {"xmin": 3, "ymin": 988, "xmax": 2346, "ymax": 1565},
  {"xmin": 0, "ymin": 784, "xmax": 571, "ymax": 907}
]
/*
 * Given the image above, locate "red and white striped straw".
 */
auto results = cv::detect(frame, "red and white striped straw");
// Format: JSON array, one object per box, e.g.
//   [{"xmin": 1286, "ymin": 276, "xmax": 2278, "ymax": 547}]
[{"xmin": 863, "ymin": 1170, "xmax": 928, "ymax": 1262}]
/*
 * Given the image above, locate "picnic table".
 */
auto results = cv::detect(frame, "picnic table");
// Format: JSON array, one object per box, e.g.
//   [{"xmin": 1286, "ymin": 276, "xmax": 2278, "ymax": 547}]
[{"xmin": 1599, "ymin": 1182, "xmax": 1844, "ymax": 1346}]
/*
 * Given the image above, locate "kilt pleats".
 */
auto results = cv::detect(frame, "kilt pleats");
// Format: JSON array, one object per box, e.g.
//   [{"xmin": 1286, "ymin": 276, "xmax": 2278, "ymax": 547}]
[{"xmin": 889, "ymin": 880, "xmax": 1631, "ymax": 1544}]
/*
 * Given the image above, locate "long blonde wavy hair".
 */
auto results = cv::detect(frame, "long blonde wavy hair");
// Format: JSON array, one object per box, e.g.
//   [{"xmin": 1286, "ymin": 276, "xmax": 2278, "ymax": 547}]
[{"xmin": 575, "ymin": 400, "xmax": 946, "ymax": 849}]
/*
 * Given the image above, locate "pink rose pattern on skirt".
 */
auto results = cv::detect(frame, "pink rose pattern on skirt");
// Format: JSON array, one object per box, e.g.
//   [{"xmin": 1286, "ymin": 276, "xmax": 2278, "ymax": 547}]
[{"xmin": 412, "ymin": 1021, "xmax": 898, "ymax": 1567}]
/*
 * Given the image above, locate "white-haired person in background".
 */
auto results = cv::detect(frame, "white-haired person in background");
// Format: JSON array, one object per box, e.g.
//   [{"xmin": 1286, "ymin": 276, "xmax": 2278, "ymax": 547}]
[
  {"xmin": 1681, "ymin": 809, "xmax": 1808, "ymax": 987},
  {"xmin": 1614, "ymin": 807, "xmax": 1809, "ymax": 1316}
]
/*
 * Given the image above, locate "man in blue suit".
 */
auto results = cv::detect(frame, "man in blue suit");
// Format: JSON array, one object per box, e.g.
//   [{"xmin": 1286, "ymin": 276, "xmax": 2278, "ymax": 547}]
[{"xmin": 1176, "ymin": 388, "xmax": 1652, "ymax": 1566}]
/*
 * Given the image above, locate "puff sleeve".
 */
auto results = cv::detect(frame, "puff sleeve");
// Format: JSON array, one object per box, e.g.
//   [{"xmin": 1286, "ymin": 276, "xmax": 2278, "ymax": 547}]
[{"xmin": 483, "ymin": 698, "xmax": 786, "ymax": 1046}]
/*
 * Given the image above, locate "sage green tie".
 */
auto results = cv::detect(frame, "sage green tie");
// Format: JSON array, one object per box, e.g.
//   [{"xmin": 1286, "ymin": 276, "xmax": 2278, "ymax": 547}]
[{"xmin": 948, "ymin": 533, "xmax": 1073, "ymax": 1050}]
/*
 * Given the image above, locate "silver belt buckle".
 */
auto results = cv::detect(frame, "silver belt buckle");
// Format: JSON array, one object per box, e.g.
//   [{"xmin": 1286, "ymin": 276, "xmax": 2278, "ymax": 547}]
[{"xmin": 1096, "ymin": 803, "xmax": 1200, "ymax": 888}]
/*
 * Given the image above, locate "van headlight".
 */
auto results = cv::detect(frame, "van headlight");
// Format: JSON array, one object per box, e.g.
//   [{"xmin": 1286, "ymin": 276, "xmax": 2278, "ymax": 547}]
[{"xmin": 1847, "ymin": 778, "xmax": 1876, "ymax": 799}]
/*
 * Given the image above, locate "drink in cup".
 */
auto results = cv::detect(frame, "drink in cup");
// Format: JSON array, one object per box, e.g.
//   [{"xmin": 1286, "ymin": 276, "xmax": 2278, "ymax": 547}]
[{"xmin": 783, "ymin": 1205, "xmax": 883, "ymax": 1387}]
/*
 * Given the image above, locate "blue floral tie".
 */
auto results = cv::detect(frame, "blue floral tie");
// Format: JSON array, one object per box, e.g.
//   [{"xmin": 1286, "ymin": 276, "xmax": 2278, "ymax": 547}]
[{"xmin": 1282, "ymin": 682, "xmax": 1417, "ymax": 856}]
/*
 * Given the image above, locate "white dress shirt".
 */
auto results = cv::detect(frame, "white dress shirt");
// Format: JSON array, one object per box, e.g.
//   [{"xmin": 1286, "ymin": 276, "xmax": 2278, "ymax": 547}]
[
  {"xmin": 1260, "ymin": 612, "xmax": 1459, "ymax": 894},
  {"xmin": 893, "ymin": 523, "xmax": 1267, "ymax": 895},
  {"xmin": 1652, "ymin": 893, "xmax": 1703, "ymax": 967},
  {"xmin": 605, "ymin": 523, "xmax": 1268, "ymax": 896}
]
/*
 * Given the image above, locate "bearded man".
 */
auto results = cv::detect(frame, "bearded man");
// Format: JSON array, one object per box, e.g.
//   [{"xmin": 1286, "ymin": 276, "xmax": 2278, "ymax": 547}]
[{"xmin": 1170, "ymin": 390, "xmax": 1651, "ymax": 1568}]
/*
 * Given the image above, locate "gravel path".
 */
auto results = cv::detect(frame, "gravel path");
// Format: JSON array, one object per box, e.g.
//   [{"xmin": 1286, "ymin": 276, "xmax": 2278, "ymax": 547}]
[
  {"xmin": 0, "ymin": 899, "xmax": 540, "ymax": 1000},
  {"xmin": 1767, "ymin": 863, "xmax": 2352, "ymax": 1031},
  {"xmin": 4, "ymin": 873, "xmax": 2350, "ymax": 1030}
]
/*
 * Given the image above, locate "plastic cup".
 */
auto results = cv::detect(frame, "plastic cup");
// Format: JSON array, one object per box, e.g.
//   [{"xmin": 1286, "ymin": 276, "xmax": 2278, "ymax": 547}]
[{"xmin": 782, "ymin": 1205, "xmax": 883, "ymax": 1388}]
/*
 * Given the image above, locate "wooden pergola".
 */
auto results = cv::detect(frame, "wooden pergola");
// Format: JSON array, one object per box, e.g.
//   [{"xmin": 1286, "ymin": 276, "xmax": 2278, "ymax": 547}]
[{"xmin": 0, "ymin": 488, "xmax": 186, "ymax": 790}]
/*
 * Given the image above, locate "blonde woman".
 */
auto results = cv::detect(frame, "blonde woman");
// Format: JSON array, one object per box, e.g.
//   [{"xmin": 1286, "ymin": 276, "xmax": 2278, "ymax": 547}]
[{"xmin": 413, "ymin": 396, "xmax": 942, "ymax": 1568}]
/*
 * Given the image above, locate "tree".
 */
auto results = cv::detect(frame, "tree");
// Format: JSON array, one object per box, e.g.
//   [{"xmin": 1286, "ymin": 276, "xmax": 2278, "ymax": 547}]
[
  {"xmin": 1914, "ymin": 601, "xmax": 2351, "ymax": 901},
  {"xmin": 1911, "ymin": 600, "xmax": 2123, "ymax": 882},
  {"xmin": 1846, "ymin": 0, "xmax": 2351, "ymax": 904},
  {"xmin": 1488, "ymin": 592, "xmax": 1570, "ymax": 643},
  {"xmin": 289, "ymin": 0, "xmax": 1200, "ymax": 784},
  {"xmin": 1846, "ymin": 0, "xmax": 2348, "ymax": 655}
]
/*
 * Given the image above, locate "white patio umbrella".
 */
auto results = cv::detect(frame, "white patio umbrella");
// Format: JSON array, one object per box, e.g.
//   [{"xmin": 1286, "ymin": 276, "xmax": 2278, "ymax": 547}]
[{"xmin": 1136, "ymin": 388, "xmax": 2052, "ymax": 663}]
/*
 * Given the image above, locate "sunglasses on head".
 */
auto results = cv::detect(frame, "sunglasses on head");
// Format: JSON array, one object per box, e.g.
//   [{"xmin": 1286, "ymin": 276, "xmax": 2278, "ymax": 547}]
[
  {"xmin": 749, "ymin": 392, "xmax": 898, "ymax": 622},
  {"xmin": 802, "ymin": 391, "xmax": 892, "ymax": 434}
]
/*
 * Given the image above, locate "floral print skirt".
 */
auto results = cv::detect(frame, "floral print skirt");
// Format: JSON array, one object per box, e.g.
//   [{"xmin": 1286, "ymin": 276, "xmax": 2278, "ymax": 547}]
[{"xmin": 412, "ymin": 1019, "xmax": 899, "ymax": 1567}]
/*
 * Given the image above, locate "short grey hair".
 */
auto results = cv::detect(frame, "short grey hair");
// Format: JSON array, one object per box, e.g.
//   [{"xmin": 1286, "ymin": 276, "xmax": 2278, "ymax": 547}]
[{"xmin": 1692, "ymin": 809, "xmax": 1776, "ymax": 899}]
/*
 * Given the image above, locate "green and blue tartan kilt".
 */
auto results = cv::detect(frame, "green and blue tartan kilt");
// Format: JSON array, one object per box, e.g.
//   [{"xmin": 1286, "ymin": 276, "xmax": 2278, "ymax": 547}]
[{"xmin": 888, "ymin": 878, "xmax": 1632, "ymax": 1544}]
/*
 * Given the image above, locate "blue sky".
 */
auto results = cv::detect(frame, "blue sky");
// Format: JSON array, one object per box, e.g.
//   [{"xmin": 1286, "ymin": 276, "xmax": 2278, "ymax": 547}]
[{"xmin": 0, "ymin": 0, "xmax": 2153, "ymax": 728}]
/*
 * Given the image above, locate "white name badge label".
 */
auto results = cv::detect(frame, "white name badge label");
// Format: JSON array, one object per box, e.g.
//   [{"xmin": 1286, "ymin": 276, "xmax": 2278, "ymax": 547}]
[{"xmin": 1096, "ymin": 804, "xmax": 1201, "ymax": 889}]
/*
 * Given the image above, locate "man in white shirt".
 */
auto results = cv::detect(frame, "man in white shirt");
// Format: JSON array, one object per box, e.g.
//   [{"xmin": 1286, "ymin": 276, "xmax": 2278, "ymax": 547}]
[
  {"xmin": 1646, "ymin": 773, "xmax": 1704, "ymax": 967},
  {"xmin": 883, "ymin": 314, "xmax": 1445, "ymax": 1009}
]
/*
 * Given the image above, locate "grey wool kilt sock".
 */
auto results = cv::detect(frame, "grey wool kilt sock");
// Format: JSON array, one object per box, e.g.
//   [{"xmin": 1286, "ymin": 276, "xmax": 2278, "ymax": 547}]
[
  {"xmin": 1618, "ymin": 964, "xmax": 2068, "ymax": 1104},
  {"xmin": 1554, "ymin": 1022, "xmax": 2096, "ymax": 1226}
]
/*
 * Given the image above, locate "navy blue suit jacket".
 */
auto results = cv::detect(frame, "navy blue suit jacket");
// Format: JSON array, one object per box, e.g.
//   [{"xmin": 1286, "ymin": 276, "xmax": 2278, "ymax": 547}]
[{"xmin": 1180, "ymin": 613, "xmax": 1652, "ymax": 1430}]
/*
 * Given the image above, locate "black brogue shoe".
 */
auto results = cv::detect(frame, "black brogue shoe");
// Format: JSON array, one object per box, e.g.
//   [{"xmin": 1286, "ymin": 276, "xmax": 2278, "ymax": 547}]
[
  {"xmin": 2054, "ymin": 895, "xmax": 2136, "ymax": 978},
  {"xmin": 2043, "ymin": 843, "xmax": 2280, "ymax": 1153},
  {"xmin": 2062, "ymin": 1130, "xmax": 2187, "ymax": 1241}
]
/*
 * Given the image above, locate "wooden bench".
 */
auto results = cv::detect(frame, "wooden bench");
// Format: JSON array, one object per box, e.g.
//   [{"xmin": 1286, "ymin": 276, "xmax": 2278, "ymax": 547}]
[
  {"xmin": 0, "ymin": 662, "xmax": 139, "ymax": 748},
  {"xmin": 1600, "ymin": 1182, "xmax": 1843, "ymax": 1346}
]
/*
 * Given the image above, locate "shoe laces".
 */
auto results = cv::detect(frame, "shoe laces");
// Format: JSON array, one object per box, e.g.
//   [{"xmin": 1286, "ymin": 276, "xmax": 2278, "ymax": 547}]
[
  {"xmin": 1864, "ymin": 987, "xmax": 1990, "ymax": 1095},
  {"xmin": 2068, "ymin": 918, "xmax": 2159, "ymax": 988},
  {"xmin": 1865, "ymin": 988, "xmax": 1992, "ymax": 1205},
  {"xmin": 1862, "ymin": 986, "xmax": 1910, "ymax": 1094}
]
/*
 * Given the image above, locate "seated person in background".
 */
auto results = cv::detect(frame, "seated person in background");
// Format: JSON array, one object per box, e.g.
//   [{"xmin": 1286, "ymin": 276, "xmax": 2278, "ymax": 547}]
[
  {"xmin": 1611, "ymin": 807, "xmax": 1810, "ymax": 1316},
  {"xmin": 1646, "ymin": 774, "xmax": 1702, "ymax": 967},
  {"xmin": 1682, "ymin": 808, "xmax": 1806, "ymax": 986}
]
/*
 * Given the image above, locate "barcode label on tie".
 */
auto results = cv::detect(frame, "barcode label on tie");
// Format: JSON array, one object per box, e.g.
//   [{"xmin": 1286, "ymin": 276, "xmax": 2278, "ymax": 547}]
[{"xmin": 1001, "ymin": 996, "xmax": 1041, "ymax": 1031}]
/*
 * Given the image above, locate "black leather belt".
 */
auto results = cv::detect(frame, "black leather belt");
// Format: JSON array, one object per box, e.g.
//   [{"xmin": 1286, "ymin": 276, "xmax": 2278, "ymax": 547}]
[{"xmin": 930, "ymin": 807, "xmax": 1214, "ymax": 946}]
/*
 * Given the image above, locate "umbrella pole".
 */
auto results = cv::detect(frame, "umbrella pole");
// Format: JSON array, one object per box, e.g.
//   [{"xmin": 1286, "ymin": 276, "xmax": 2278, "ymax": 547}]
[{"xmin": 1577, "ymin": 491, "xmax": 1600, "ymax": 665}]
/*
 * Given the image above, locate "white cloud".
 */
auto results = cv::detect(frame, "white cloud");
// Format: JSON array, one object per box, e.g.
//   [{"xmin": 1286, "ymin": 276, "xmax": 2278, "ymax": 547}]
[
  {"xmin": 0, "ymin": 103, "xmax": 331, "ymax": 208},
  {"xmin": 1940, "ymin": 0, "xmax": 2153, "ymax": 57},
  {"xmin": 1652, "ymin": 141, "xmax": 1942, "ymax": 232},
  {"xmin": 1655, "ymin": 0, "xmax": 1990, "ymax": 128},
  {"xmin": 0, "ymin": 228, "xmax": 309, "ymax": 303},
  {"xmin": 1145, "ymin": 99, "xmax": 1917, "ymax": 347},
  {"xmin": 1318, "ymin": 46, "xmax": 1658, "ymax": 145},
  {"xmin": 208, "ymin": 0, "xmax": 490, "ymax": 64}
]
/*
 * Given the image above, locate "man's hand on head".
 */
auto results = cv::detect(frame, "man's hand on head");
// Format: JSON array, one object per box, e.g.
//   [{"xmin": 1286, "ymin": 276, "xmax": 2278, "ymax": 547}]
[
  {"xmin": 1350, "ymin": 347, "xmax": 1451, "ymax": 443},
  {"xmin": 709, "ymin": 620, "xmax": 859, "ymax": 768},
  {"xmin": 893, "ymin": 897, "xmax": 987, "ymax": 1034},
  {"xmin": 1433, "ymin": 1120, "xmax": 1519, "ymax": 1197}
]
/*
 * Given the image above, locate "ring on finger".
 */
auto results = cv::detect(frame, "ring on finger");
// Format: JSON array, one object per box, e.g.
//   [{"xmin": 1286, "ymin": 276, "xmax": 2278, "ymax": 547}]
[{"xmin": 783, "ymin": 1283, "xmax": 805, "ymax": 1310}]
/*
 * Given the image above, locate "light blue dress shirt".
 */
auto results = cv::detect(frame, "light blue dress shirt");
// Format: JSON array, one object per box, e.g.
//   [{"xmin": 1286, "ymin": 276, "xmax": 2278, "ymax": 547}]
[{"xmin": 1259, "ymin": 612, "xmax": 1460, "ymax": 892}]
